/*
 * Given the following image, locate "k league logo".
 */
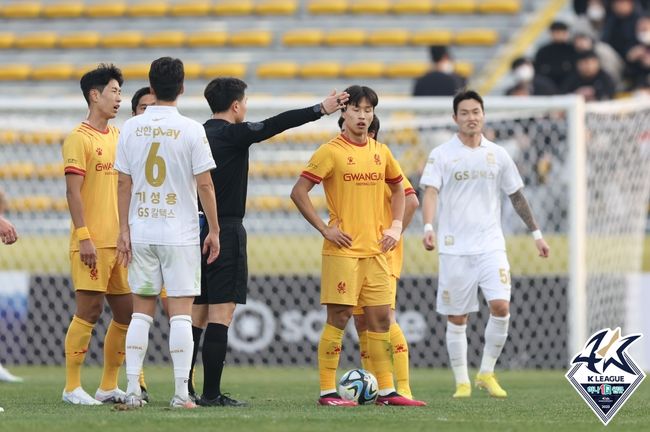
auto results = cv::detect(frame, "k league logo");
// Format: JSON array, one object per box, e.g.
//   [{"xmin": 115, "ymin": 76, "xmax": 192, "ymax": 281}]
[{"xmin": 566, "ymin": 328, "xmax": 645, "ymax": 425}]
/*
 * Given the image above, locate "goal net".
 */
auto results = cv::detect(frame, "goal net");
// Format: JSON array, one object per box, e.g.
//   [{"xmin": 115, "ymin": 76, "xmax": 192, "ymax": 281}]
[{"xmin": 0, "ymin": 96, "xmax": 648, "ymax": 369}]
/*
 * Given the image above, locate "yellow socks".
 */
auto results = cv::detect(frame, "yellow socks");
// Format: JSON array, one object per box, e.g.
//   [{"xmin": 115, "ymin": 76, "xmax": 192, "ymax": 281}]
[
  {"xmin": 318, "ymin": 323, "xmax": 344, "ymax": 393},
  {"xmin": 64, "ymin": 315, "xmax": 94, "ymax": 392},
  {"xmin": 99, "ymin": 320, "xmax": 128, "ymax": 391},
  {"xmin": 367, "ymin": 330, "xmax": 393, "ymax": 391},
  {"xmin": 358, "ymin": 330, "xmax": 374, "ymax": 373},
  {"xmin": 390, "ymin": 323, "xmax": 412, "ymax": 398}
]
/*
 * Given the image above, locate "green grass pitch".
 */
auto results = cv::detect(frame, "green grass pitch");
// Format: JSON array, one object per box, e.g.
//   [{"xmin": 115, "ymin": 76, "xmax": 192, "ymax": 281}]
[{"xmin": 0, "ymin": 366, "xmax": 647, "ymax": 432}]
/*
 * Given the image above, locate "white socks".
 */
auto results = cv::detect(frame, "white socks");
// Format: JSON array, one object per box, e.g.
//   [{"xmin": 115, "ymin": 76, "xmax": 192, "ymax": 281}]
[
  {"xmin": 446, "ymin": 321, "xmax": 469, "ymax": 385},
  {"xmin": 125, "ymin": 313, "xmax": 153, "ymax": 395},
  {"xmin": 479, "ymin": 315, "xmax": 510, "ymax": 374},
  {"xmin": 169, "ymin": 315, "xmax": 193, "ymax": 399}
]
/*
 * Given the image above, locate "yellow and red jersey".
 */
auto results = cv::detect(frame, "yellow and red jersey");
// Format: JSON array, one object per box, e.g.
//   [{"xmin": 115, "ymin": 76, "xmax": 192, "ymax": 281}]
[
  {"xmin": 301, "ymin": 134, "xmax": 403, "ymax": 257},
  {"xmin": 62, "ymin": 122, "xmax": 120, "ymax": 251}
]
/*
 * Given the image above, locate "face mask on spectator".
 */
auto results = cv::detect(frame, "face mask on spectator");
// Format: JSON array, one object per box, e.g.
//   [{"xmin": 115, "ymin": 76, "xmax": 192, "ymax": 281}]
[
  {"xmin": 637, "ymin": 32, "xmax": 650, "ymax": 45},
  {"xmin": 514, "ymin": 64, "xmax": 534, "ymax": 82},
  {"xmin": 587, "ymin": 4, "xmax": 605, "ymax": 21},
  {"xmin": 440, "ymin": 61, "xmax": 454, "ymax": 74}
]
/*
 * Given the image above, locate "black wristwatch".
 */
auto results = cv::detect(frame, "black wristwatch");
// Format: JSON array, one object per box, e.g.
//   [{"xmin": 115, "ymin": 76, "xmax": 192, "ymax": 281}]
[{"xmin": 313, "ymin": 103, "xmax": 326, "ymax": 116}]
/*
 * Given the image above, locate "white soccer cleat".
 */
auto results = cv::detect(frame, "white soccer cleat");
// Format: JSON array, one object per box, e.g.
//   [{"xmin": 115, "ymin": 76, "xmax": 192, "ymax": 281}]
[
  {"xmin": 124, "ymin": 393, "xmax": 147, "ymax": 408},
  {"xmin": 95, "ymin": 387, "xmax": 127, "ymax": 404},
  {"xmin": 170, "ymin": 395, "xmax": 197, "ymax": 409},
  {"xmin": 62, "ymin": 387, "xmax": 102, "ymax": 405},
  {"xmin": 0, "ymin": 365, "xmax": 23, "ymax": 383}
]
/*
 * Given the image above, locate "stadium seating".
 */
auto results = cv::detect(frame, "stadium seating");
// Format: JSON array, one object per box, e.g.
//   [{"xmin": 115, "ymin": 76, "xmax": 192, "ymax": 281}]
[
  {"xmin": 255, "ymin": 0, "xmax": 298, "ymax": 15},
  {"xmin": 435, "ymin": 0, "xmax": 476, "ymax": 14},
  {"xmin": 0, "ymin": 64, "xmax": 31, "ymax": 81},
  {"xmin": 125, "ymin": 2, "xmax": 168, "ymax": 17},
  {"xmin": 307, "ymin": 0, "xmax": 348, "ymax": 15},
  {"xmin": 187, "ymin": 31, "xmax": 228, "ymax": 47},
  {"xmin": 391, "ymin": 0, "xmax": 434, "ymax": 14},
  {"xmin": 31, "ymin": 64, "xmax": 74, "ymax": 81},
  {"xmin": 41, "ymin": 2, "xmax": 84, "ymax": 19},
  {"xmin": 213, "ymin": 0, "xmax": 255, "ymax": 15},
  {"xmin": 14, "ymin": 32, "xmax": 58, "ymax": 49},
  {"xmin": 142, "ymin": 31, "xmax": 187, "ymax": 48},
  {"xmin": 257, "ymin": 62, "xmax": 299, "ymax": 79},
  {"xmin": 83, "ymin": 2, "xmax": 127, "ymax": 17},
  {"xmin": 1, "ymin": 2, "xmax": 41, "ymax": 19},
  {"xmin": 454, "ymin": 29, "xmax": 499, "ymax": 45},
  {"xmin": 299, "ymin": 62, "xmax": 342, "ymax": 79},
  {"xmin": 0, "ymin": 33, "xmax": 16, "ymax": 49},
  {"xmin": 120, "ymin": 63, "xmax": 151, "ymax": 80},
  {"xmin": 58, "ymin": 32, "xmax": 100, "ymax": 49},
  {"xmin": 229, "ymin": 30, "xmax": 273, "ymax": 47},
  {"xmin": 100, "ymin": 31, "xmax": 143, "ymax": 48},
  {"xmin": 282, "ymin": 30, "xmax": 324, "ymax": 47},
  {"xmin": 169, "ymin": 1, "xmax": 211, "ymax": 17},
  {"xmin": 201, "ymin": 63, "xmax": 247, "ymax": 79},
  {"xmin": 478, "ymin": 0, "xmax": 521, "ymax": 14},
  {"xmin": 324, "ymin": 29, "xmax": 366, "ymax": 46},
  {"xmin": 342, "ymin": 62, "xmax": 385, "ymax": 78},
  {"xmin": 367, "ymin": 29, "xmax": 410, "ymax": 46},
  {"xmin": 349, "ymin": 0, "xmax": 391, "ymax": 15}
]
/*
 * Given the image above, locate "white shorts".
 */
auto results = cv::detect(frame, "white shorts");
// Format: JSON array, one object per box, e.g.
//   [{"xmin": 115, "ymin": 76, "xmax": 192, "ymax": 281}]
[
  {"xmin": 437, "ymin": 251, "xmax": 511, "ymax": 315},
  {"xmin": 129, "ymin": 243, "xmax": 201, "ymax": 297}
]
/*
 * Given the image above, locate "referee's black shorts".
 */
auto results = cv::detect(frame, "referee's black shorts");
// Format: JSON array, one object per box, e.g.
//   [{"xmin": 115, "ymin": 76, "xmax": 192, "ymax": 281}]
[{"xmin": 195, "ymin": 216, "xmax": 248, "ymax": 305}]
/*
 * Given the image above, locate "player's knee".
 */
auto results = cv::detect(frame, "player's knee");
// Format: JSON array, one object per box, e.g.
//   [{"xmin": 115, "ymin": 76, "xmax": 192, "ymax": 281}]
[
  {"xmin": 447, "ymin": 314, "xmax": 468, "ymax": 326},
  {"xmin": 489, "ymin": 301, "xmax": 510, "ymax": 317},
  {"xmin": 353, "ymin": 314, "xmax": 368, "ymax": 333},
  {"xmin": 328, "ymin": 308, "xmax": 353, "ymax": 329}
]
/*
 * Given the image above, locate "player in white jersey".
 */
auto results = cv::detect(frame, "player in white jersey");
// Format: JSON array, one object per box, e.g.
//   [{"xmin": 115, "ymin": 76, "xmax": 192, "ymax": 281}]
[
  {"xmin": 419, "ymin": 90, "xmax": 550, "ymax": 399},
  {"xmin": 115, "ymin": 57, "xmax": 221, "ymax": 409}
]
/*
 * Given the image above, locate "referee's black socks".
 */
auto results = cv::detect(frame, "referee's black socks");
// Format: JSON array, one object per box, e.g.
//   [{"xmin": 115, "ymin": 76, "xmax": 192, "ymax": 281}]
[
  {"xmin": 202, "ymin": 323, "xmax": 229, "ymax": 399},
  {"xmin": 188, "ymin": 325, "xmax": 204, "ymax": 395}
]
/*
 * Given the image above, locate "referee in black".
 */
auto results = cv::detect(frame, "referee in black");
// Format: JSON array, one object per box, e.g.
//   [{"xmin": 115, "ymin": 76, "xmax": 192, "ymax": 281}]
[{"xmin": 191, "ymin": 77, "xmax": 349, "ymax": 406}]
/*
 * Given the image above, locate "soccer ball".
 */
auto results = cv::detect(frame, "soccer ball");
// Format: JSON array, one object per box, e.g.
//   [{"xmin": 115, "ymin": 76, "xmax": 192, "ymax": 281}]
[{"xmin": 338, "ymin": 369, "xmax": 378, "ymax": 405}]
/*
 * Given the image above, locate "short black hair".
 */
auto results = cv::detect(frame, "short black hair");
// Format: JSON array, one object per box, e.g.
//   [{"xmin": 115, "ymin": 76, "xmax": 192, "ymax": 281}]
[
  {"xmin": 342, "ymin": 85, "xmax": 378, "ymax": 110},
  {"xmin": 550, "ymin": 21, "xmax": 569, "ymax": 32},
  {"xmin": 510, "ymin": 56, "xmax": 530, "ymax": 70},
  {"xmin": 79, "ymin": 63, "xmax": 123, "ymax": 105},
  {"xmin": 131, "ymin": 86, "xmax": 151, "ymax": 113},
  {"xmin": 429, "ymin": 45, "xmax": 449, "ymax": 63},
  {"xmin": 204, "ymin": 77, "xmax": 248, "ymax": 114},
  {"xmin": 149, "ymin": 57, "xmax": 184, "ymax": 102},
  {"xmin": 368, "ymin": 115, "xmax": 380, "ymax": 140},
  {"xmin": 576, "ymin": 50, "xmax": 598, "ymax": 61},
  {"xmin": 453, "ymin": 89, "xmax": 484, "ymax": 115}
]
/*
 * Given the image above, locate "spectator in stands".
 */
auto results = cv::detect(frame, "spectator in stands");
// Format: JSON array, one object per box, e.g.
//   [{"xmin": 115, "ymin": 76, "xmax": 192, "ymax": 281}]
[
  {"xmin": 0, "ymin": 189, "xmax": 23, "ymax": 384},
  {"xmin": 412, "ymin": 45, "xmax": 466, "ymax": 96},
  {"xmin": 505, "ymin": 57, "xmax": 557, "ymax": 96},
  {"xmin": 573, "ymin": 32, "xmax": 624, "ymax": 85},
  {"xmin": 602, "ymin": 0, "xmax": 642, "ymax": 59},
  {"xmin": 561, "ymin": 50, "xmax": 616, "ymax": 100},
  {"xmin": 534, "ymin": 21, "xmax": 577, "ymax": 88},
  {"xmin": 573, "ymin": 0, "xmax": 608, "ymax": 35},
  {"xmin": 624, "ymin": 15, "xmax": 650, "ymax": 90}
]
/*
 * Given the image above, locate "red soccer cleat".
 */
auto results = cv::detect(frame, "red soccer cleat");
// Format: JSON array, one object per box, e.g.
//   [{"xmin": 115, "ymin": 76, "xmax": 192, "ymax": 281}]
[
  {"xmin": 318, "ymin": 393, "xmax": 358, "ymax": 406},
  {"xmin": 376, "ymin": 392, "xmax": 427, "ymax": 406}
]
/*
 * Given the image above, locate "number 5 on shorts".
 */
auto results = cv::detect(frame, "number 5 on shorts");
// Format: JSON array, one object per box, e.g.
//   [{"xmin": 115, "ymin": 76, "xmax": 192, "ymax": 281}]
[{"xmin": 499, "ymin": 268, "xmax": 511, "ymax": 285}]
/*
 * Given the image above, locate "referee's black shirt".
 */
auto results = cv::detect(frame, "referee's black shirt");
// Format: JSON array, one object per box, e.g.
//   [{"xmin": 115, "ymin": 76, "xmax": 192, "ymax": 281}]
[{"xmin": 201, "ymin": 106, "xmax": 324, "ymax": 219}]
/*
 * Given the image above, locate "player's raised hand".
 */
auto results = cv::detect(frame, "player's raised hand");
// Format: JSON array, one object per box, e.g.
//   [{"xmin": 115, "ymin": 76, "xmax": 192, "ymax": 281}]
[
  {"xmin": 203, "ymin": 230, "xmax": 220, "ymax": 264},
  {"xmin": 321, "ymin": 222, "xmax": 353, "ymax": 248},
  {"xmin": 116, "ymin": 230, "xmax": 131, "ymax": 267},
  {"xmin": 536, "ymin": 238, "xmax": 550, "ymax": 258},
  {"xmin": 321, "ymin": 89, "xmax": 350, "ymax": 115},
  {"xmin": 423, "ymin": 230, "xmax": 436, "ymax": 251}
]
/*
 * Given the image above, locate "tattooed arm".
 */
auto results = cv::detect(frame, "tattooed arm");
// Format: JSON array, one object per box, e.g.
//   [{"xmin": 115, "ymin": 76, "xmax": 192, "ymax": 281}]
[{"xmin": 509, "ymin": 189, "xmax": 550, "ymax": 258}]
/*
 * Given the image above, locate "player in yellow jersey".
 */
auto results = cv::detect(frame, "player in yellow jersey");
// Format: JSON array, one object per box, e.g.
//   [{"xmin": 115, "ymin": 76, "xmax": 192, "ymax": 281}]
[
  {"xmin": 291, "ymin": 85, "xmax": 425, "ymax": 406},
  {"xmin": 341, "ymin": 116, "xmax": 420, "ymax": 400},
  {"xmin": 61, "ymin": 64, "xmax": 131, "ymax": 405}
]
